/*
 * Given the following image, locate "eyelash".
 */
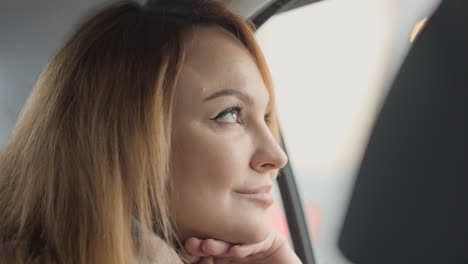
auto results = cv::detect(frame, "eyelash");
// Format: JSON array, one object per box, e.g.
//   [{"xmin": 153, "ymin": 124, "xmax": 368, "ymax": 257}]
[
  {"xmin": 211, "ymin": 104, "xmax": 243, "ymax": 124},
  {"xmin": 211, "ymin": 104, "xmax": 273, "ymax": 126}
]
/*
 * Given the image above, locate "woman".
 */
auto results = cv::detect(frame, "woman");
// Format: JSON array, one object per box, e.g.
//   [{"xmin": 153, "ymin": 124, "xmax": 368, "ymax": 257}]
[{"xmin": 0, "ymin": 0, "xmax": 301, "ymax": 263}]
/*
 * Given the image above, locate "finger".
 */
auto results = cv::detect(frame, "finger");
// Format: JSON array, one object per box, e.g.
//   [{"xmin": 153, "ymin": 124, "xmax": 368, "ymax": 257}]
[
  {"xmin": 185, "ymin": 237, "xmax": 208, "ymax": 257},
  {"xmin": 199, "ymin": 256, "xmax": 214, "ymax": 264},
  {"xmin": 201, "ymin": 239, "xmax": 231, "ymax": 256},
  {"xmin": 228, "ymin": 245, "xmax": 250, "ymax": 259},
  {"xmin": 227, "ymin": 238, "xmax": 271, "ymax": 259},
  {"xmin": 213, "ymin": 258, "xmax": 232, "ymax": 264},
  {"xmin": 179, "ymin": 249, "xmax": 202, "ymax": 263}
]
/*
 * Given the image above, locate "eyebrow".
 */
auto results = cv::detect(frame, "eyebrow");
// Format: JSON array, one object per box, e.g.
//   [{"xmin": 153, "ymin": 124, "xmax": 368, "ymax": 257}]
[{"xmin": 203, "ymin": 89, "xmax": 253, "ymax": 104}]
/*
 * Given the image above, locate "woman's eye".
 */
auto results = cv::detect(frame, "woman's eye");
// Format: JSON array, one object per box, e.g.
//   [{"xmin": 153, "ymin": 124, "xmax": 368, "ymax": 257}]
[
  {"xmin": 211, "ymin": 106, "xmax": 242, "ymax": 124},
  {"xmin": 264, "ymin": 112, "xmax": 272, "ymax": 125}
]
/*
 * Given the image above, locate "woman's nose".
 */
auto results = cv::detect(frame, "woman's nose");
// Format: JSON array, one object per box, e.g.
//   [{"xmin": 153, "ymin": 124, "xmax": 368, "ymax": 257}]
[{"xmin": 250, "ymin": 130, "xmax": 288, "ymax": 173}]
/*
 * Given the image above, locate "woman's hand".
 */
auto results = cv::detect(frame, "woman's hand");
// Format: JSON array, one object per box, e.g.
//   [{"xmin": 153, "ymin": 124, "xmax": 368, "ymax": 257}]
[{"xmin": 179, "ymin": 231, "xmax": 302, "ymax": 264}]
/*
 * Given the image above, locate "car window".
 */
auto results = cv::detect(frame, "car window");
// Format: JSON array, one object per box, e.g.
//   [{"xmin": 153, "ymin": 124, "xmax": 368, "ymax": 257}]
[{"xmin": 258, "ymin": 0, "xmax": 439, "ymax": 263}]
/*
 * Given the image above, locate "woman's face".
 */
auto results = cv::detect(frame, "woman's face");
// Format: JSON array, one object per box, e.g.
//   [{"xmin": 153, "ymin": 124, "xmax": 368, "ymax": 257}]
[{"xmin": 170, "ymin": 25, "xmax": 288, "ymax": 244}]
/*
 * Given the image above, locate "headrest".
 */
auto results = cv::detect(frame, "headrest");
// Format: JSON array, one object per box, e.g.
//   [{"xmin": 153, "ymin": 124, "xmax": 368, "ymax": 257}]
[{"xmin": 339, "ymin": 1, "xmax": 468, "ymax": 263}]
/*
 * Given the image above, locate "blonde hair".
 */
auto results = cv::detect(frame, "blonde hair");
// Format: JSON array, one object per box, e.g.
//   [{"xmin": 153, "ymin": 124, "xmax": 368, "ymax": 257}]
[{"xmin": 0, "ymin": 1, "xmax": 279, "ymax": 263}]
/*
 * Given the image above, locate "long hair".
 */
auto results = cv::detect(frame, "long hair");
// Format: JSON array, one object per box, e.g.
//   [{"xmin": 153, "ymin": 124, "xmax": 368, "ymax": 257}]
[{"xmin": 0, "ymin": 1, "xmax": 279, "ymax": 263}]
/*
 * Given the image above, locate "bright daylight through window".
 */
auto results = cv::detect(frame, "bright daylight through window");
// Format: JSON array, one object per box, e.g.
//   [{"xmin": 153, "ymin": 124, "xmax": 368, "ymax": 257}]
[{"xmin": 259, "ymin": 0, "xmax": 440, "ymax": 263}]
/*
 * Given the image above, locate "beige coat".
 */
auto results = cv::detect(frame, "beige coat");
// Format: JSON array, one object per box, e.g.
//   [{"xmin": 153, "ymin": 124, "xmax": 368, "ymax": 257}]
[{"xmin": 135, "ymin": 233, "xmax": 185, "ymax": 264}]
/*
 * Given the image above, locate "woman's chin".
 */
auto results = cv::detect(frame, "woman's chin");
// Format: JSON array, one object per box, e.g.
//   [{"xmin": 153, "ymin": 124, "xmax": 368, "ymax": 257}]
[
  {"xmin": 239, "ymin": 226, "xmax": 270, "ymax": 244},
  {"xmin": 177, "ymin": 211, "xmax": 273, "ymax": 245},
  {"xmin": 222, "ymin": 217, "xmax": 272, "ymax": 245}
]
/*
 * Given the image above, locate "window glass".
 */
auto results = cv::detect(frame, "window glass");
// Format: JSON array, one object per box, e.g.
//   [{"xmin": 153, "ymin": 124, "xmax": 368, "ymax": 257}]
[{"xmin": 257, "ymin": 0, "xmax": 440, "ymax": 262}]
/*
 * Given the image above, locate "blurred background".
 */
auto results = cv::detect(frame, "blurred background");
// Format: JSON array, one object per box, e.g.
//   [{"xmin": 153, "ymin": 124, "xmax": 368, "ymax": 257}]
[
  {"xmin": 0, "ymin": 0, "xmax": 441, "ymax": 263},
  {"xmin": 257, "ymin": 0, "xmax": 440, "ymax": 263}
]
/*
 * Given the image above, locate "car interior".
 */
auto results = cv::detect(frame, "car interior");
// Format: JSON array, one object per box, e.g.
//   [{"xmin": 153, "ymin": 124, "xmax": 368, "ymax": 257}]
[
  {"xmin": 1, "ymin": 0, "xmax": 466, "ymax": 263},
  {"xmin": 339, "ymin": 1, "xmax": 468, "ymax": 263}
]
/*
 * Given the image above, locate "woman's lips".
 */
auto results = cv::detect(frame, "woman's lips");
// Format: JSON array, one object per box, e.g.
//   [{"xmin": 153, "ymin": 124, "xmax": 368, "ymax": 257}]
[{"xmin": 235, "ymin": 185, "xmax": 274, "ymax": 206}]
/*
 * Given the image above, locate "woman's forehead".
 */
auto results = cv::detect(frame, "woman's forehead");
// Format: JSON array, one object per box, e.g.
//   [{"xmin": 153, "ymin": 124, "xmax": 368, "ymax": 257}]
[
  {"xmin": 177, "ymin": 25, "xmax": 268, "ymax": 101},
  {"xmin": 182, "ymin": 25, "xmax": 248, "ymax": 66}
]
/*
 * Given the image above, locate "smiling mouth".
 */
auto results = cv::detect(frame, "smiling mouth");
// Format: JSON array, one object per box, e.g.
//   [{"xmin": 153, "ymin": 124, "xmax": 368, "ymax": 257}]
[{"xmin": 234, "ymin": 185, "xmax": 274, "ymax": 207}]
